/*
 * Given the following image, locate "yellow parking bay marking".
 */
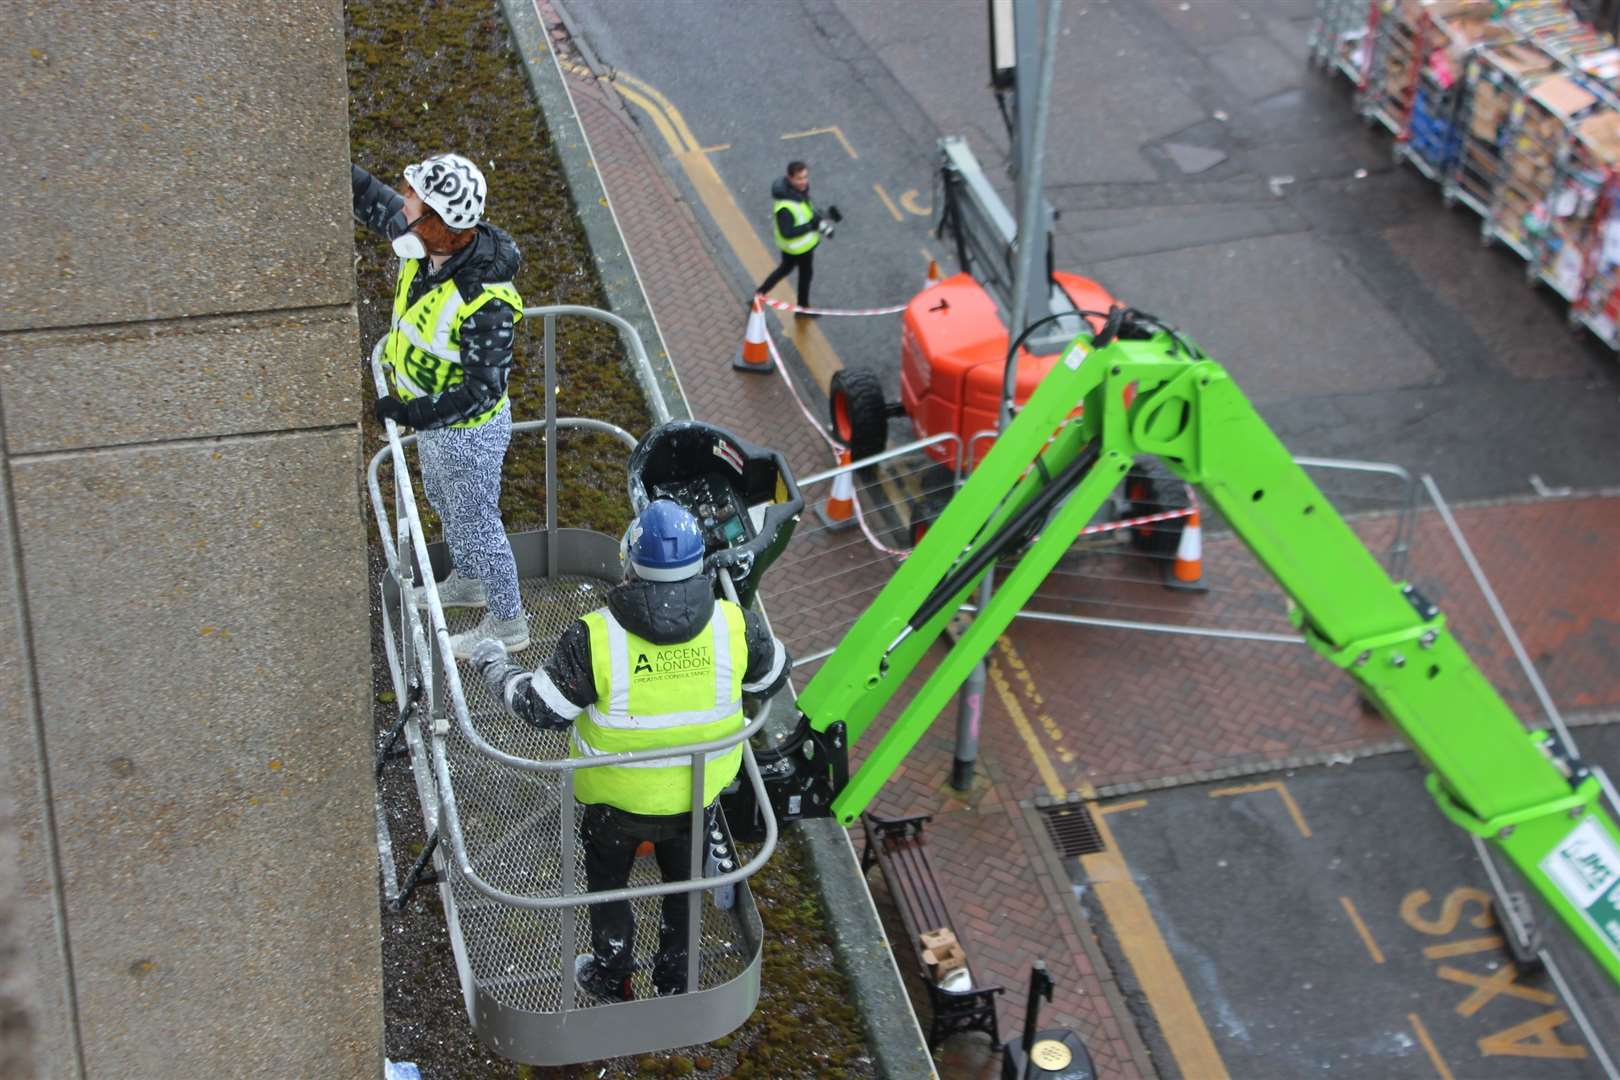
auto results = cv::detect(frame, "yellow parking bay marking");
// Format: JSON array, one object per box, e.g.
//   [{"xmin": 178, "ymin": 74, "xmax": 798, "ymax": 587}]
[
  {"xmin": 782, "ymin": 124, "xmax": 859, "ymax": 159},
  {"xmin": 698, "ymin": 143, "xmax": 731, "ymax": 154},
  {"xmin": 1422, "ymin": 933, "xmax": 1504, "ymax": 959},
  {"xmin": 900, "ymin": 188, "xmax": 931, "ymax": 216},
  {"xmin": 988, "ymin": 633, "xmax": 1226, "ymax": 1079},
  {"xmin": 1408, "ymin": 1013, "xmax": 1456, "ymax": 1080},
  {"xmin": 1209, "ymin": 779, "xmax": 1312, "ymax": 838},
  {"xmin": 607, "ymin": 71, "xmax": 842, "ymax": 391},
  {"xmin": 1338, "ymin": 896, "xmax": 1385, "ymax": 964},
  {"xmin": 873, "ymin": 183, "xmax": 903, "ymax": 222}
]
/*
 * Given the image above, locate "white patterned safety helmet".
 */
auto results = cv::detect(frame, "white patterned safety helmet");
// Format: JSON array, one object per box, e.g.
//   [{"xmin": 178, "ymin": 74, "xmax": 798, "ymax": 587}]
[{"xmin": 403, "ymin": 153, "xmax": 487, "ymax": 230}]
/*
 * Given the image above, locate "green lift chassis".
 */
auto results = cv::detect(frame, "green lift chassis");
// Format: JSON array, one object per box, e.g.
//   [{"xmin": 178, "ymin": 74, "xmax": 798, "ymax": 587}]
[{"xmin": 731, "ymin": 310, "xmax": 1620, "ymax": 988}]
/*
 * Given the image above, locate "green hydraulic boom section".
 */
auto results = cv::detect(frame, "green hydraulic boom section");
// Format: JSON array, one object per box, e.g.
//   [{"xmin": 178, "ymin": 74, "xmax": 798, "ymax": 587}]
[{"xmin": 793, "ymin": 321, "xmax": 1620, "ymax": 987}]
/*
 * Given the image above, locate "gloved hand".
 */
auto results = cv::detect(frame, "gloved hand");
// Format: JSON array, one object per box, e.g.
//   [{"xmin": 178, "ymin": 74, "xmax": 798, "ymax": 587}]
[
  {"xmin": 374, "ymin": 396, "xmax": 409, "ymax": 427},
  {"xmin": 469, "ymin": 638, "xmax": 508, "ymax": 681}
]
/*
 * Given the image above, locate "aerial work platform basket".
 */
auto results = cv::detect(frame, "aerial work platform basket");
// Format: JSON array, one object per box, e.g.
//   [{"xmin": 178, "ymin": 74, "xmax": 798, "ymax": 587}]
[{"xmin": 365, "ymin": 306, "xmax": 800, "ymax": 1065}]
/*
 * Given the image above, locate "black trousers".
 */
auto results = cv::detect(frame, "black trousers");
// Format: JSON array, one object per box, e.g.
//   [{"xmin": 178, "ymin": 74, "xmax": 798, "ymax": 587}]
[
  {"xmin": 756, "ymin": 249, "xmax": 814, "ymax": 307},
  {"xmin": 580, "ymin": 802, "xmax": 712, "ymax": 992}
]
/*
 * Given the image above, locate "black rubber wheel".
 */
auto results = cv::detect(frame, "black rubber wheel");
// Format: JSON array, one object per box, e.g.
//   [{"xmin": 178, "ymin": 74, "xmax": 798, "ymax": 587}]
[{"xmin": 828, "ymin": 367, "xmax": 889, "ymax": 461}]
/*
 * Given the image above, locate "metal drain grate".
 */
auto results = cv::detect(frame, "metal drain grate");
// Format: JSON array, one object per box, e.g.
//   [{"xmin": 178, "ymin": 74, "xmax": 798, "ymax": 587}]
[{"xmin": 1036, "ymin": 802, "xmax": 1105, "ymax": 858}]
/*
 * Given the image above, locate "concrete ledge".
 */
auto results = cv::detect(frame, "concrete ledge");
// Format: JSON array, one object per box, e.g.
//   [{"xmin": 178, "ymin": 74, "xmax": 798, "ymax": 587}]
[{"xmin": 499, "ymin": 3, "xmax": 935, "ymax": 1075}]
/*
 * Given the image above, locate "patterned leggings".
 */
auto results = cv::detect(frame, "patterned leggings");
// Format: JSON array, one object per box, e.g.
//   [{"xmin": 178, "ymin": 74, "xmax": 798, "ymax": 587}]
[{"xmin": 416, "ymin": 405, "xmax": 521, "ymax": 620}]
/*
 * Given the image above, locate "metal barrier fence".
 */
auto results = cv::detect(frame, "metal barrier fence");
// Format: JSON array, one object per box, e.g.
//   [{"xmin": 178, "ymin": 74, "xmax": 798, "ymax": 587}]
[
  {"xmin": 366, "ymin": 306, "xmax": 775, "ymax": 1064},
  {"xmin": 768, "ymin": 423, "xmax": 1420, "ymax": 667}
]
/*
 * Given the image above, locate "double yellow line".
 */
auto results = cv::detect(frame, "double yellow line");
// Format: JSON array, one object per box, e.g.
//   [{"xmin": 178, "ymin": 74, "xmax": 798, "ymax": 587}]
[
  {"xmin": 602, "ymin": 69, "xmax": 844, "ymax": 392},
  {"xmin": 990, "ymin": 634, "xmax": 1229, "ymax": 1080}
]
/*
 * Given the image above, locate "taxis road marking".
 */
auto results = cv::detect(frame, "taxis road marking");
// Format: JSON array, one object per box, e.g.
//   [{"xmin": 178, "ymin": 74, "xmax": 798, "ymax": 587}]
[
  {"xmin": 1209, "ymin": 778, "xmax": 1312, "ymax": 838},
  {"xmin": 991, "ymin": 634, "xmax": 1228, "ymax": 1080},
  {"xmin": 1408, "ymin": 1013, "xmax": 1456, "ymax": 1080},
  {"xmin": 873, "ymin": 182, "xmax": 903, "ymax": 221},
  {"xmin": 782, "ymin": 124, "xmax": 859, "ymax": 159},
  {"xmin": 1338, "ymin": 895, "xmax": 1385, "ymax": 964}
]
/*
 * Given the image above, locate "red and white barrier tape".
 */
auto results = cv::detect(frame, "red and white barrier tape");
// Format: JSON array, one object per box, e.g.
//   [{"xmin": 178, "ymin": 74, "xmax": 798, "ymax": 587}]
[
  {"xmin": 757, "ymin": 295, "xmax": 908, "ymax": 317},
  {"xmin": 761, "ymin": 328, "xmax": 911, "ymax": 558},
  {"xmin": 1078, "ymin": 505, "xmax": 1194, "ymax": 537},
  {"xmin": 756, "ymin": 317, "xmax": 1197, "ymax": 560}
]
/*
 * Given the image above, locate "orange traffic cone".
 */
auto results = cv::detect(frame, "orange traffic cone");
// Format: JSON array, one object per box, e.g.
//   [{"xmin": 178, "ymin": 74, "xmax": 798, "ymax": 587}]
[
  {"xmin": 924, "ymin": 258, "xmax": 942, "ymax": 287},
  {"xmin": 733, "ymin": 295, "xmax": 774, "ymax": 373},
  {"xmin": 1166, "ymin": 509, "xmax": 1206, "ymax": 591},
  {"xmin": 815, "ymin": 448, "xmax": 857, "ymax": 530}
]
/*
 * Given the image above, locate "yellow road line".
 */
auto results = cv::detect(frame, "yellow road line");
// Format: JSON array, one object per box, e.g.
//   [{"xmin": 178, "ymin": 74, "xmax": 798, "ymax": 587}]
[
  {"xmin": 1210, "ymin": 779, "xmax": 1313, "ymax": 838},
  {"xmin": 603, "ymin": 67, "xmax": 1220, "ymax": 1078},
  {"xmin": 699, "ymin": 143, "xmax": 731, "ymax": 154},
  {"xmin": 986, "ymin": 651, "xmax": 1064, "ymax": 796},
  {"xmin": 782, "ymin": 124, "xmax": 859, "ymax": 159},
  {"xmin": 1422, "ymin": 934, "xmax": 1503, "ymax": 959},
  {"xmin": 1408, "ymin": 1013, "xmax": 1456, "ymax": 1080},
  {"xmin": 610, "ymin": 72, "xmax": 843, "ymax": 391},
  {"xmin": 1338, "ymin": 896, "xmax": 1385, "ymax": 964},
  {"xmin": 1084, "ymin": 807, "xmax": 1231, "ymax": 1080},
  {"xmin": 873, "ymin": 182, "xmax": 903, "ymax": 221},
  {"xmin": 1098, "ymin": 799, "xmax": 1146, "ymax": 815},
  {"xmin": 990, "ymin": 633, "xmax": 1226, "ymax": 1080}
]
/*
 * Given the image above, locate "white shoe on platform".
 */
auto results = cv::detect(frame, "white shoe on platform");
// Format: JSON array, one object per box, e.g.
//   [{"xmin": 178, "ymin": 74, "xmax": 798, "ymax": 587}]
[{"xmin": 450, "ymin": 612, "xmax": 529, "ymax": 658}]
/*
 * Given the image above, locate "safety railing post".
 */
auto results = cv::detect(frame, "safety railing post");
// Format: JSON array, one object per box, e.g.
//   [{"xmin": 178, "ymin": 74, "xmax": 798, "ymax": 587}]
[
  {"xmin": 558, "ymin": 769, "xmax": 578, "ymax": 1012},
  {"xmin": 544, "ymin": 312, "xmax": 559, "ymax": 579},
  {"xmin": 685, "ymin": 752, "xmax": 707, "ymax": 995}
]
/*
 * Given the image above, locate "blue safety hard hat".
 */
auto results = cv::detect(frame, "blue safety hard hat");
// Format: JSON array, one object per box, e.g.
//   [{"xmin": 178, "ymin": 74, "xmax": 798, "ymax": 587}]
[{"xmin": 621, "ymin": 499, "xmax": 705, "ymax": 581}]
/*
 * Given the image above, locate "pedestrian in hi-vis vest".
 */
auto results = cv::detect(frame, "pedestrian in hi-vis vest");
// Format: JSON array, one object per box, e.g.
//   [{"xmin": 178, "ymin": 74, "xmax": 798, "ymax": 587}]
[
  {"xmin": 354, "ymin": 153, "xmax": 530, "ymax": 657},
  {"xmin": 470, "ymin": 499, "xmax": 791, "ymax": 1001},
  {"xmin": 754, "ymin": 160, "xmax": 838, "ymax": 316}
]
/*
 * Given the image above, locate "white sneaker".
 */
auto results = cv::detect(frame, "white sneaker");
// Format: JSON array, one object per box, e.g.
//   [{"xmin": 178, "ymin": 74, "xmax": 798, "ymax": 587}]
[
  {"xmin": 449, "ymin": 612, "xmax": 529, "ymax": 658},
  {"xmin": 414, "ymin": 570, "xmax": 487, "ymax": 610}
]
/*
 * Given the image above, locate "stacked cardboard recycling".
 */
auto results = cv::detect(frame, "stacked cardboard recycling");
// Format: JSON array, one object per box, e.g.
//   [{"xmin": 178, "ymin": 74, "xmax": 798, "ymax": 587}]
[{"xmin": 1497, "ymin": 73, "xmax": 1600, "ymax": 248}]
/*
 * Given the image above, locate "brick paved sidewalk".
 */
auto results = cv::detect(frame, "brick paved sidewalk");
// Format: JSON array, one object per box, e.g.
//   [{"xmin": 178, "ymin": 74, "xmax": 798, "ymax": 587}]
[{"xmin": 538, "ymin": 11, "xmax": 1620, "ymax": 1079}]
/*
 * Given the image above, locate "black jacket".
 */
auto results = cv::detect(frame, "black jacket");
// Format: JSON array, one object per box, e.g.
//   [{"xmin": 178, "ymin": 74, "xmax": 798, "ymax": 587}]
[
  {"xmin": 486, "ymin": 574, "xmax": 792, "ymax": 731},
  {"xmin": 352, "ymin": 164, "xmax": 523, "ymax": 429},
  {"xmin": 771, "ymin": 175, "xmax": 819, "ymax": 242}
]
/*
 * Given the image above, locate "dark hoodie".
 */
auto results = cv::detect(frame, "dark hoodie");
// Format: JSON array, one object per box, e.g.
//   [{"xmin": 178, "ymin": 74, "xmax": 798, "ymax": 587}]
[
  {"xmin": 488, "ymin": 573, "xmax": 792, "ymax": 733},
  {"xmin": 770, "ymin": 174, "xmax": 819, "ymax": 242},
  {"xmin": 352, "ymin": 163, "xmax": 524, "ymax": 429}
]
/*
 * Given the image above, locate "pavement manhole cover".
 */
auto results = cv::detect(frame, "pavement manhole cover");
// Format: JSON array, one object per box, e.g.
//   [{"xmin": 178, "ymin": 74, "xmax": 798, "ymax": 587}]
[{"xmin": 1036, "ymin": 801, "xmax": 1105, "ymax": 857}]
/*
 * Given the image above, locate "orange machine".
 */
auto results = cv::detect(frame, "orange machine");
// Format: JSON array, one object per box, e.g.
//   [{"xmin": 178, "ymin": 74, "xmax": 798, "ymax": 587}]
[{"xmin": 829, "ymin": 270, "xmax": 1118, "ymax": 469}]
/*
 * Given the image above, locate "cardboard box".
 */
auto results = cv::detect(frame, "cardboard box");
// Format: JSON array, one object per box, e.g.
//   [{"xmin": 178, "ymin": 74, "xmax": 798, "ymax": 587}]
[
  {"xmin": 1577, "ymin": 109, "xmax": 1620, "ymax": 166},
  {"xmin": 922, "ymin": 943, "xmax": 968, "ymax": 978},
  {"xmin": 919, "ymin": 927, "xmax": 958, "ymax": 953},
  {"xmin": 1531, "ymin": 74, "xmax": 1598, "ymax": 121}
]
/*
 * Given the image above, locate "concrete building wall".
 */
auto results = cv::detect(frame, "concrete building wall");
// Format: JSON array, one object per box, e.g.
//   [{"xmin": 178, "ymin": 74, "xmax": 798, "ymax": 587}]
[{"xmin": 0, "ymin": 3, "xmax": 380, "ymax": 1077}]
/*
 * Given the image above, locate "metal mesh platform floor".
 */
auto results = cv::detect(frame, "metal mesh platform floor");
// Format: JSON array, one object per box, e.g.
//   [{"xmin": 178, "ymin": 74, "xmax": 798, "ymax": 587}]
[{"xmin": 434, "ymin": 574, "xmax": 754, "ymax": 1011}]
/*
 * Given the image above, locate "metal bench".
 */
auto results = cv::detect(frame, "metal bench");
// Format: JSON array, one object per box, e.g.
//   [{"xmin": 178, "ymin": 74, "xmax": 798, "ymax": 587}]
[{"xmin": 860, "ymin": 813, "xmax": 1003, "ymax": 1050}]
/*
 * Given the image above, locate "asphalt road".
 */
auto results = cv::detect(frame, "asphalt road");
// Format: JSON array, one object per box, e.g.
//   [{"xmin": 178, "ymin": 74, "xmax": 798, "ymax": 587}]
[
  {"xmin": 562, "ymin": 0, "xmax": 1620, "ymax": 502},
  {"xmin": 1096, "ymin": 724, "xmax": 1620, "ymax": 1079}
]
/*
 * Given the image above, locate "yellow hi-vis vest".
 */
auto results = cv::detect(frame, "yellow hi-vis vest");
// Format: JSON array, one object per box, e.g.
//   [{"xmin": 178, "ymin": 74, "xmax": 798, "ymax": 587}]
[
  {"xmin": 382, "ymin": 258, "xmax": 523, "ymax": 430},
  {"xmin": 772, "ymin": 196, "xmax": 820, "ymax": 256},
  {"xmin": 573, "ymin": 601, "xmax": 748, "ymax": 816}
]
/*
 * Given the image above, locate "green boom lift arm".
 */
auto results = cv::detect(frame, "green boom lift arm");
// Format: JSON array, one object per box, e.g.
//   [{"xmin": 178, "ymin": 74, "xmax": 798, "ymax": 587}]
[{"xmin": 727, "ymin": 310, "xmax": 1620, "ymax": 986}]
